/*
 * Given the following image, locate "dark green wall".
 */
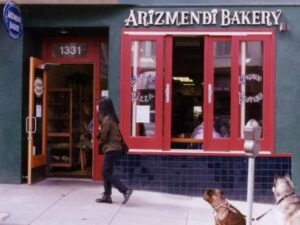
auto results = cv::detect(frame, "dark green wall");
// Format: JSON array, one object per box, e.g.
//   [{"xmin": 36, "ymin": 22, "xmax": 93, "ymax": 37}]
[
  {"xmin": 0, "ymin": 17, "xmax": 23, "ymax": 183},
  {"xmin": 274, "ymin": 8, "xmax": 300, "ymax": 190}
]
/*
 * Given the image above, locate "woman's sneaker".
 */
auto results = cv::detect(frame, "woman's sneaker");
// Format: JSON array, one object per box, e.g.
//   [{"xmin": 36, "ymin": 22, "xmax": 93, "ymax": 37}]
[{"xmin": 96, "ymin": 195, "xmax": 112, "ymax": 204}]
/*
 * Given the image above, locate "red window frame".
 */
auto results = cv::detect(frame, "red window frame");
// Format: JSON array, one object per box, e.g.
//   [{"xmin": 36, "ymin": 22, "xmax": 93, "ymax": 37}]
[
  {"xmin": 120, "ymin": 34, "xmax": 165, "ymax": 149},
  {"xmin": 204, "ymin": 36, "xmax": 233, "ymax": 150},
  {"xmin": 204, "ymin": 35, "xmax": 274, "ymax": 151},
  {"xmin": 233, "ymin": 35, "xmax": 274, "ymax": 151}
]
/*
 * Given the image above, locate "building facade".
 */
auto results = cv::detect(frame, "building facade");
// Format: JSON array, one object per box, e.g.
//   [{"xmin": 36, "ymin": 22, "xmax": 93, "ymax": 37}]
[{"xmin": 0, "ymin": 0, "xmax": 298, "ymax": 202}]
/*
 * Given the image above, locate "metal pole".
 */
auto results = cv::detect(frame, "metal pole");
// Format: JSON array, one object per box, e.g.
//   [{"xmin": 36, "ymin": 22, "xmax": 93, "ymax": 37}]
[{"xmin": 246, "ymin": 155, "xmax": 255, "ymax": 225}]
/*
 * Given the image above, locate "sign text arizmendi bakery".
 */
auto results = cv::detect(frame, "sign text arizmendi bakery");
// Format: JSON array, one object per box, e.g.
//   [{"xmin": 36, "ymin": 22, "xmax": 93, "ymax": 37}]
[{"xmin": 124, "ymin": 9, "xmax": 282, "ymax": 27}]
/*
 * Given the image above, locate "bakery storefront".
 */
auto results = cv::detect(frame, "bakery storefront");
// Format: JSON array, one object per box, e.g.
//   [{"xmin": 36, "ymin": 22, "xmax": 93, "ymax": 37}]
[{"xmin": 0, "ymin": 1, "xmax": 297, "ymax": 202}]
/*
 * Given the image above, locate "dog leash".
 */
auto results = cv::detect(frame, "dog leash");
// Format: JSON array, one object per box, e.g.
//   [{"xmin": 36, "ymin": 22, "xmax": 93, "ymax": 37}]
[
  {"xmin": 254, "ymin": 192, "xmax": 295, "ymax": 221},
  {"xmin": 253, "ymin": 207, "xmax": 273, "ymax": 221},
  {"xmin": 240, "ymin": 206, "xmax": 273, "ymax": 224},
  {"xmin": 213, "ymin": 201, "xmax": 273, "ymax": 223}
]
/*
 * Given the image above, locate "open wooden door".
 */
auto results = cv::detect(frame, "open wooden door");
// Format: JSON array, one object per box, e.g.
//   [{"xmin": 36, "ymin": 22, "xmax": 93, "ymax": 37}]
[{"xmin": 26, "ymin": 57, "xmax": 48, "ymax": 184}]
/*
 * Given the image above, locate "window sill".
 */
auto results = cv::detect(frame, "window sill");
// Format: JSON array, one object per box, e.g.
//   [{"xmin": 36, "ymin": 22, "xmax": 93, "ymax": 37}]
[{"xmin": 127, "ymin": 149, "xmax": 291, "ymax": 157}]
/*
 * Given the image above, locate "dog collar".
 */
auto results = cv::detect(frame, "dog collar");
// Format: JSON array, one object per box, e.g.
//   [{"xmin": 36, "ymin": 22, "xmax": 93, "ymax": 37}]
[
  {"xmin": 213, "ymin": 200, "xmax": 228, "ymax": 211},
  {"xmin": 276, "ymin": 192, "xmax": 295, "ymax": 205}
]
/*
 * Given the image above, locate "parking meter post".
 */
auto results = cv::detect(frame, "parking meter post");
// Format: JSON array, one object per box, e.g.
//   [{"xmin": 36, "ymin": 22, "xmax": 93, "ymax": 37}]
[
  {"xmin": 243, "ymin": 119, "xmax": 261, "ymax": 225},
  {"xmin": 246, "ymin": 156, "xmax": 255, "ymax": 225}
]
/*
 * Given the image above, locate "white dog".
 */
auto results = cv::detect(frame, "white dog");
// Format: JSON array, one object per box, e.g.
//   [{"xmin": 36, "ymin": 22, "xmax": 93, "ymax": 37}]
[{"xmin": 272, "ymin": 175, "xmax": 300, "ymax": 225}]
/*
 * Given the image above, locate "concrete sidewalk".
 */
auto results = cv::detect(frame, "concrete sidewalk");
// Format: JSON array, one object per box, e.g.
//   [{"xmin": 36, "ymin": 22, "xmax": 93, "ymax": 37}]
[{"xmin": 0, "ymin": 178, "xmax": 275, "ymax": 225}]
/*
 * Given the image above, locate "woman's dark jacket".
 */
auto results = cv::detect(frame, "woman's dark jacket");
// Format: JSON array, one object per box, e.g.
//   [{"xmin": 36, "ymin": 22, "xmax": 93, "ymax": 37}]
[{"xmin": 99, "ymin": 115, "xmax": 122, "ymax": 154}]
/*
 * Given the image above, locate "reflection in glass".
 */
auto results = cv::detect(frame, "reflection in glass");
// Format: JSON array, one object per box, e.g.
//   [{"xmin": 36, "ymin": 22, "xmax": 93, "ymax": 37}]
[
  {"xmin": 239, "ymin": 41, "xmax": 263, "ymax": 138},
  {"xmin": 130, "ymin": 41, "xmax": 156, "ymax": 137},
  {"xmin": 213, "ymin": 41, "xmax": 231, "ymax": 138}
]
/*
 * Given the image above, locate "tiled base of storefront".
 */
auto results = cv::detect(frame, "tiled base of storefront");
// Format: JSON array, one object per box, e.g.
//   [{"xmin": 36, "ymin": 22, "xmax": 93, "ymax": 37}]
[{"xmin": 115, "ymin": 154, "xmax": 291, "ymax": 203}]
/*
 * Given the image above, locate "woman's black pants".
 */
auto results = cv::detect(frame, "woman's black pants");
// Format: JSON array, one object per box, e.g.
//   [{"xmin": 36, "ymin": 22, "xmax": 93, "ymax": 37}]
[{"xmin": 102, "ymin": 150, "xmax": 127, "ymax": 196}]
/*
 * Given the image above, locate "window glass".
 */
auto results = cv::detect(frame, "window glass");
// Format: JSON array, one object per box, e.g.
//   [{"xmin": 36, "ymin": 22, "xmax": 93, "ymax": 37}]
[
  {"xmin": 239, "ymin": 41, "xmax": 263, "ymax": 138},
  {"xmin": 130, "ymin": 41, "xmax": 156, "ymax": 137},
  {"xmin": 213, "ymin": 41, "xmax": 231, "ymax": 138}
]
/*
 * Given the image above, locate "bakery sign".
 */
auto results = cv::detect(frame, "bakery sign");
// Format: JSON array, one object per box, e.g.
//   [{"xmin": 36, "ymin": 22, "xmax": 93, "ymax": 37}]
[
  {"xmin": 2, "ymin": 1, "xmax": 23, "ymax": 39},
  {"xmin": 124, "ymin": 9, "xmax": 282, "ymax": 27}
]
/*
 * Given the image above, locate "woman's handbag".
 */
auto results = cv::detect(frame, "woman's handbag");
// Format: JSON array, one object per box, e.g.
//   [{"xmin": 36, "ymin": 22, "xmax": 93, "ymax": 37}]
[
  {"xmin": 121, "ymin": 137, "xmax": 129, "ymax": 155},
  {"xmin": 119, "ymin": 130, "xmax": 129, "ymax": 155},
  {"xmin": 99, "ymin": 143, "xmax": 104, "ymax": 154}
]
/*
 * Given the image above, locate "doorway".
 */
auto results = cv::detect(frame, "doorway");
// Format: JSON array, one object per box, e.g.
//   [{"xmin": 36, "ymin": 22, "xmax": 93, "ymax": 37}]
[
  {"xmin": 47, "ymin": 64, "xmax": 93, "ymax": 178},
  {"xmin": 27, "ymin": 36, "xmax": 107, "ymax": 184}
]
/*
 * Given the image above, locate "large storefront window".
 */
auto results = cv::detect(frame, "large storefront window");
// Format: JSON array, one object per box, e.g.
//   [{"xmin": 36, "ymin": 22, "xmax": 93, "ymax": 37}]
[{"xmin": 121, "ymin": 31, "xmax": 274, "ymax": 152}]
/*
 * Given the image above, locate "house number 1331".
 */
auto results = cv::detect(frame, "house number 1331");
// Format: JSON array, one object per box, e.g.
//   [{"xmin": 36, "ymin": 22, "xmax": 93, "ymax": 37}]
[
  {"xmin": 52, "ymin": 42, "xmax": 87, "ymax": 57},
  {"xmin": 59, "ymin": 44, "xmax": 82, "ymax": 56}
]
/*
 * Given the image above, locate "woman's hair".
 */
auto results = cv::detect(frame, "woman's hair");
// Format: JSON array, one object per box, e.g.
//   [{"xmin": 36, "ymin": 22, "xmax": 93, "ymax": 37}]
[{"xmin": 98, "ymin": 97, "xmax": 119, "ymax": 124}]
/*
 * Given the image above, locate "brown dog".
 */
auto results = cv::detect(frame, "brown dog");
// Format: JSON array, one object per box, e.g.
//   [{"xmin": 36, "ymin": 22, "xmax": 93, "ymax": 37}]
[
  {"xmin": 203, "ymin": 188, "xmax": 246, "ymax": 225},
  {"xmin": 272, "ymin": 175, "xmax": 300, "ymax": 225}
]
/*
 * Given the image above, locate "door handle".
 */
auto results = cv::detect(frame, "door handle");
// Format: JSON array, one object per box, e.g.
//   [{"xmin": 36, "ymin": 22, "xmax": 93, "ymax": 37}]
[
  {"xmin": 165, "ymin": 83, "xmax": 170, "ymax": 103},
  {"xmin": 208, "ymin": 84, "xmax": 213, "ymax": 104},
  {"xmin": 26, "ymin": 116, "xmax": 37, "ymax": 134},
  {"xmin": 26, "ymin": 116, "xmax": 30, "ymax": 134}
]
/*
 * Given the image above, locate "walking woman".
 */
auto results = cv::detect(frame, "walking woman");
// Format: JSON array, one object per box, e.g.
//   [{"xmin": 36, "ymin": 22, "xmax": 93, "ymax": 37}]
[{"xmin": 96, "ymin": 97, "xmax": 132, "ymax": 204}]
